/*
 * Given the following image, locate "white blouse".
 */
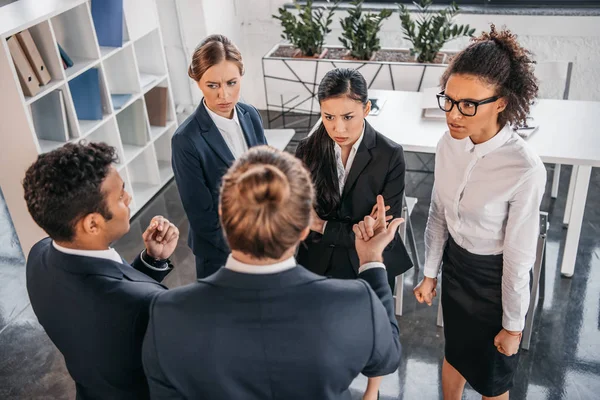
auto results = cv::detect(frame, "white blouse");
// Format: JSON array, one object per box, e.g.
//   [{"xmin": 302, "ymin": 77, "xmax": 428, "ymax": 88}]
[
  {"xmin": 204, "ymin": 100, "xmax": 248, "ymax": 159},
  {"xmin": 423, "ymin": 124, "xmax": 547, "ymax": 331}
]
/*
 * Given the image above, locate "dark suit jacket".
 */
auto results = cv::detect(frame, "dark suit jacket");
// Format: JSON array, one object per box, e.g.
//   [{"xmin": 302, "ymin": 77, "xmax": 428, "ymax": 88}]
[
  {"xmin": 26, "ymin": 238, "xmax": 171, "ymax": 400},
  {"xmin": 143, "ymin": 265, "xmax": 401, "ymax": 399},
  {"xmin": 171, "ymin": 101, "xmax": 267, "ymax": 264},
  {"xmin": 296, "ymin": 121, "xmax": 413, "ymax": 287}
]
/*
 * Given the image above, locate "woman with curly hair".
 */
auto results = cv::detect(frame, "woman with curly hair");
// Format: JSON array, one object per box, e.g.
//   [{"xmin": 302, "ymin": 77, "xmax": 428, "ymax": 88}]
[{"xmin": 413, "ymin": 25, "xmax": 546, "ymax": 399}]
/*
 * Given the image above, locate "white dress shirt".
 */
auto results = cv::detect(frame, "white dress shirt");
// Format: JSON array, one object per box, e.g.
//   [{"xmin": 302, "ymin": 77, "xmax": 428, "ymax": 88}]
[
  {"xmin": 225, "ymin": 254, "xmax": 384, "ymax": 275},
  {"xmin": 321, "ymin": 124, "xmax": 365, "ymax": 234},
  {"xmin": 52, "ymin": 242, "xmax": 169, "ymax": 271},
  {"xmin": 204, "ymin": 100, "xmax": 248, "ymax": 159},
  {"xmin": 424, "ymin": 124, "xmax": 546, "ymax": 331},
  {"xmin": 333, "ymin": 123, "xmax": 365, "ymax": 195}
]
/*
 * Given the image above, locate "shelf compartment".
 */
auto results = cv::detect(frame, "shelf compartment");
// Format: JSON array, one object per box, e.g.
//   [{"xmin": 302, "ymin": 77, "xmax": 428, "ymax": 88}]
[
  {"xmin": 133, "ymin": 29, "xmax": 167, "ymax": 91},
  {"xmin": 67, "ymin": 65, "xmax": 112, "ymax": 137},
  {"xmin": 103, "ymin": 44, "xmax": 141, "ymax": 111},
  {"xmin": 50, "ymin": 2, "xmax": 100, "ymax": 80},
  {"xmin": 85, "ymin": 117, "xmax": 126, "ymax": 163},
  {"xmin": 127, "ymin": 145, "xmax": 161, "ymax": 211},
  {"xmin": 116, "ymin": 98, "xmax": 150, "ymax": 163},
  {"xmin": 153, "ymin": 124, "xmax": 176, "ymax": 185},
  {"xmin": 29, "ymin": 84, "xmax": 78, "ymax": 153},
  {"xmin": 145, "ymin": 78, "xmax": 175, "ymax": 140},
  {"xmin": 20, "ymin": 20, "xmax": 66, "ymax": 103}
]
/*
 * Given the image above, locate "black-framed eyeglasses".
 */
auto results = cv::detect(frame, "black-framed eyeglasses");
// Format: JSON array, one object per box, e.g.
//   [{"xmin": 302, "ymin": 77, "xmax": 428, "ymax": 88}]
[{"xmin": 436, "ymin": 91, "xmax": 500, "ymax": 117}]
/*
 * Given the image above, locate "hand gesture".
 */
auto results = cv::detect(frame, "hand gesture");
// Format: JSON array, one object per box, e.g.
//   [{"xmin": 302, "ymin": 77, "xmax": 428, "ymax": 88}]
[
  {"xmin": 356, "ymin": 198, "xmax": 394, "ymax": 241},
  {"xmin": 353, "ymin": 195, "xmax": 404, "ymax": 264},
  {"xmin": 142, "ymin": 216, "xmax": 179, "ymax": 260}
]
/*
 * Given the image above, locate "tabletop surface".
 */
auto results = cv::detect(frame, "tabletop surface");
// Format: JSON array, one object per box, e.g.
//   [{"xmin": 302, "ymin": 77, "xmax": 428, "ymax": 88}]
[{"xmin": 365, "ymin": 90, "xmax": 600, "ymax": 167}]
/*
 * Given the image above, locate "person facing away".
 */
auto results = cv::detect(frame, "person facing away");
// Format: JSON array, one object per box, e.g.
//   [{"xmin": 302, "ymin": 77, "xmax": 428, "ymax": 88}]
[
  {"xmin": 171, "ymin": 34, "xmax": 267, "ymax": 279},
  {"xmin": 23, "ymin": 142, "xmax": 180, "ymax": 400},
  {"xmin": 413, "ymin": 25, "xmax": 546, "ymax": 400},
  {"xmin": 295, "ymin": 67, "xmax": 413, "ymax": 399},
  {"xmin": 142, "ymin": 146, "xmax": 403, "ymax": 399}
]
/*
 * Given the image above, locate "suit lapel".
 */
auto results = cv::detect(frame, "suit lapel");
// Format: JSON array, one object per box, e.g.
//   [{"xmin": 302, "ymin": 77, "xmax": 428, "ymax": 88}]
[
  {"xmin": 195, "ymin": 101, "xmax": 235, "ymax": 166},
  {"xmin": 237, "ymin": 105, "xmax": 258, "ymax": 148},
  {"xmin": 342, "ymin": 122, "xmax": 377, "ymax": 199}
]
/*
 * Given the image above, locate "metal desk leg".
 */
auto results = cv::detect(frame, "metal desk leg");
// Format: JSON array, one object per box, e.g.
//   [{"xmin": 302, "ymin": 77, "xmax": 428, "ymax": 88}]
[
  {"xmin": 436, "ymin": 296, "xmax": 444, "ymax": 327},
  {"xmin": 395, "ymin": 205, "xmax": 408, "ymax": 316},
  {"xmin": 522, "ymin": 212, "xmax": 548, "ymax": 350},
  {"xmin": 560, "ymin": 165, "xmax": 591, "ymax": 277},
  {"xmin": 395, "ymin": 274, "xmax": 404, "ymax": 317},
  {"xmin": 563, "ymin": 166, "xmax": 578, "ymax": 227},
  {"xmin": 551, "ymin": 164, "xmax": 561, "ymax": 199}
]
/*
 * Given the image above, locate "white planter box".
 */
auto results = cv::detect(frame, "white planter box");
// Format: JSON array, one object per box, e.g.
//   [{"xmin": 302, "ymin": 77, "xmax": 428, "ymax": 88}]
[{"xmin": 262, "ymin": 44, "xmax": 451, "ymax": 120}]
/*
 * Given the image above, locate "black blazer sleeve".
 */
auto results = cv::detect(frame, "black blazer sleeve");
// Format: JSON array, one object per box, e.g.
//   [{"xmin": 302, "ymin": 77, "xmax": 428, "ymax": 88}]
[
  {"xmin": 320, "ymin": 146, "xmax": 406, "ymax": 249},
  {"xmin": 131, "ymin": 253, "xmax": 172, "ymax": 283},
  {"xmin": 358, "ymin": 267, "xmax": 401, "ymax": 376},
  {"xmin": 377, "ymin": 145, "xmax": 406, "ymax": 251},
  {"xmin": 171, "ymin": 133, "xmax": 229, "ymax": 253},
  {"xmin": 143, "ymin": 296, "xmax": 184, "ymax": 399}
]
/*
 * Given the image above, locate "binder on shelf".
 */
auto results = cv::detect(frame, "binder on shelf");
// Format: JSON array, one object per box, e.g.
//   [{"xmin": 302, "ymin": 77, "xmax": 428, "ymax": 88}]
[
  {"xmin": 111, "ymin": 93, "xmax": 132, "ymax": 110},
  {"xmin": 91, "ymin": 0, "xmax": 124, "ymax": 47},
  {"xmin": 7, "ymin": 36, "xmax": 40, "ymax": 97},
  {"xmin": 145, "ymin": 86, "xmax": 168, "ymax": 127},
  {"xmin": 16, "ymin": 29, "xmax": 51, "ymax": 85},
  {"xmin": 57, "ymin": 43, "xmax": 73, "ymax": 68},
  {"xmin": 69, "ymin": 68, "xmax": 103, "ymax": 120},
  {"xmin": 420, "ymin": 86, "xmax": 446, "ymax": 120},
  {"xmin": 30, "ymin": 90, "xmax": 70, "ymax": 143}
]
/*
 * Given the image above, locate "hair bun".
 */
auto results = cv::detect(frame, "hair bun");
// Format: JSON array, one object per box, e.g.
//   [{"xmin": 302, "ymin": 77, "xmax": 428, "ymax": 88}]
[{"xmin": 236, "ymin": 164, "xmax": 290, "ymax": 206}]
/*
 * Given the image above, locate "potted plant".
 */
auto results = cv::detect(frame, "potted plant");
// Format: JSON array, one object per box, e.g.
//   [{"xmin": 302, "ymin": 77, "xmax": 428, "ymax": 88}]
[
  {"xmin": 272, "ymin": 0, "xmax": 341, "ymax": 59},
  {"xmin": 398, "ymin": 0, "xmax": 475, "ymax": 63},
  {"xmin": 339, "ymin": 0, "xmax": 392, "ymax": 61},
  {"xmin": 263, "ymin": 0, "xmax": 473, "ymax": 123}
]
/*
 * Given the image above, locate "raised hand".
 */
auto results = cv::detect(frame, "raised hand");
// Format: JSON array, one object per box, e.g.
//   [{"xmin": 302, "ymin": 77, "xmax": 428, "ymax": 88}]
[{"xmin": 142, "ymin": 216, "xmax": 179, "ymax": 260}]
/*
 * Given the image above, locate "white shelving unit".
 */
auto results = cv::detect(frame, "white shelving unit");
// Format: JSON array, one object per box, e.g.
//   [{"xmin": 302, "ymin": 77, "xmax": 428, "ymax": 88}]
[{"xmin": 0, "ymin": 0, "xmax": 177, "ymax": 256}]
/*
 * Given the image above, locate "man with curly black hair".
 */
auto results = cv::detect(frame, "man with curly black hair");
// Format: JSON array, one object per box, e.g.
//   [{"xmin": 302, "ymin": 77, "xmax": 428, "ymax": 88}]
[{"xmin": 23, "ymin": 142, "xmax": 179, "ymax": 400}]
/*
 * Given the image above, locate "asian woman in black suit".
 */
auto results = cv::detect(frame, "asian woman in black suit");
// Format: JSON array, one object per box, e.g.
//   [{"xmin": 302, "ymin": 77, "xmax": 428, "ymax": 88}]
[
  {"xmin": 172, "ymin": 35, "xmax": 267, "ymax": 279},
  {"xmin": 295, "ymin": 68, "xmax": 413, "ymax": 400}
]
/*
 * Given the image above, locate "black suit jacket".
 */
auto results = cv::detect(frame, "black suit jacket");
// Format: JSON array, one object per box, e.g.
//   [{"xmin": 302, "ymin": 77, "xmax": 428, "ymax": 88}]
[
  {"xmin": 143, "ymin": 265, "xmax": 401, "ymax": 399},
  {"xmin": 296, "ymin": 121, "xmax": 413, "ymax": 287},
  {"xmin": 26, "ymin": 238, "xmax": 171, "ymax": 400},
  {"xmin": 171, "ymin": 101, "xmax": 267, "ymax": 263}
]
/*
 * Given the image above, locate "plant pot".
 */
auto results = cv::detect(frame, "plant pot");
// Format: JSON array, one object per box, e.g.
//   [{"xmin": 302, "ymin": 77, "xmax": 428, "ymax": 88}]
[
  {"xmin": 341, "ymin": 50, "xmax": 377, "ymax": 61},
  {"xmin": 292, "ymin": 48, "xmax": 328, "ymax": 59},
  {"xmin": 262, "ymin": 43, "xmax": 456, "ymax": 117}
]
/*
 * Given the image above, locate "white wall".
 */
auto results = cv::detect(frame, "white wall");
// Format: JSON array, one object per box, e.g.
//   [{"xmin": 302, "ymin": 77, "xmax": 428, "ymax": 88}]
[{"xmin": 164, "ymin": 0, "xmax": 600, "ymax": 111}]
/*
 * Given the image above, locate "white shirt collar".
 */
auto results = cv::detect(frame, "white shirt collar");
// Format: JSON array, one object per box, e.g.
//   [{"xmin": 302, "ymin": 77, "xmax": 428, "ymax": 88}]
[
  {"xmin": 52, "ymin": 241, "xmax": 123, "ymax": 264},
  {"xmin": 225, "ymin": 254, "xmax": 297, "ymax": 274},
  {"xmin": 204, "ymin": 99, "xmax": 240, "ymax": 128},
  {"xmin": 462, "ymin": 124, "xmax": 512, "ymax": 158}
]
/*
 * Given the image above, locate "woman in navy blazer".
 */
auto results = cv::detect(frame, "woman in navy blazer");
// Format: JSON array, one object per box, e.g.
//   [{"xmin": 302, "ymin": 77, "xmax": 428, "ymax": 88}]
[{"xmin": 172, "ymin": 34, "xmax": 267, "ymax": 278}]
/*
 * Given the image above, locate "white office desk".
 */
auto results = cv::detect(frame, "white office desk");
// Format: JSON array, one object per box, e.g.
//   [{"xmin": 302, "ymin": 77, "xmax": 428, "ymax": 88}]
[{"xmin": 313, "ymin": 90, "xmax": 600, "ymax": 277}]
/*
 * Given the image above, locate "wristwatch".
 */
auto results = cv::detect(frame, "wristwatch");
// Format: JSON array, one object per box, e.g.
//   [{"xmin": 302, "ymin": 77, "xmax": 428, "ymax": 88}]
[{"xmin": 142, "ymin": 249, "xmax": 170, "ymax": 269}]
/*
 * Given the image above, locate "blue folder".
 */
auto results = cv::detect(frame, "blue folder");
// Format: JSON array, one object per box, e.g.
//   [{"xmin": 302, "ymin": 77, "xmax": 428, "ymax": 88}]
[
  {"xmin": 69, "ymin": 68, "xmax": 103, "ymax": 120},
  {"xmin": 111, "ymin": 93, "xmax": 131, "ymax": 110},
  {"xmin": 91, "ymin": 0, "xmax": 124, "ymax": 47}
]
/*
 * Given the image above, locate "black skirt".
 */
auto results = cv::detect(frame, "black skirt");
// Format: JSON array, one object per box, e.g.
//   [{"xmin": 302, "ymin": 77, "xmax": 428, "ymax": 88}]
[{"xmin": 442, "ymin": 236, "xmax": 520, "ymax": 397}]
